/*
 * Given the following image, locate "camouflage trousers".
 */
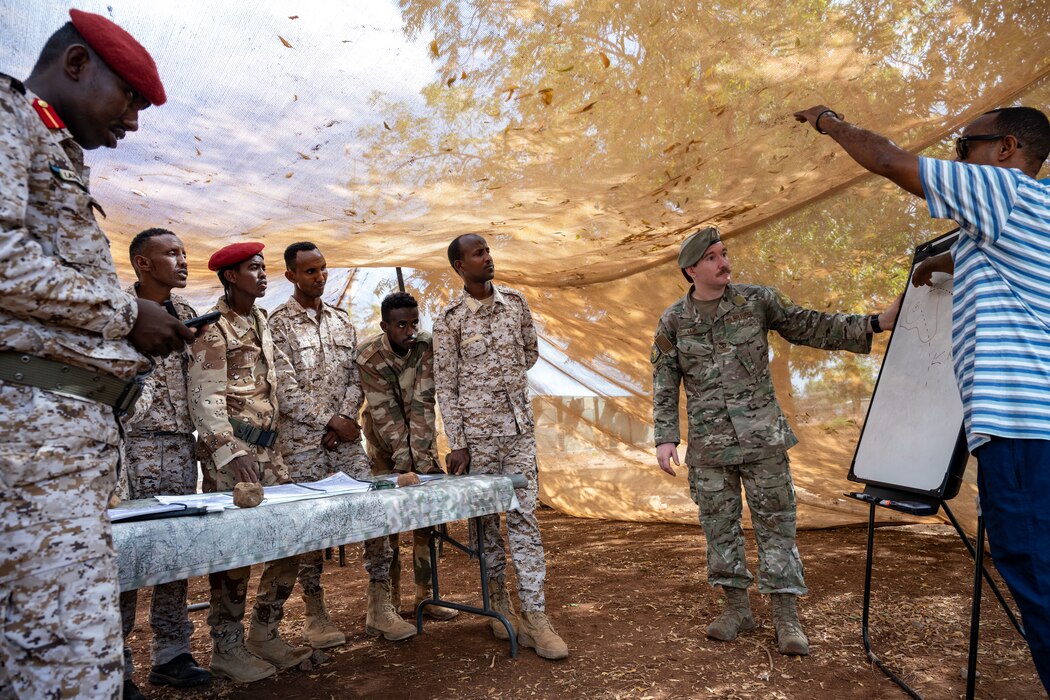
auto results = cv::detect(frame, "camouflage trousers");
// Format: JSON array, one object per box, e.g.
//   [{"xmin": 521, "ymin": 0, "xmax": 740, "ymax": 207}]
[
  {"xmin": 0, "ymin": 382, "xmax": 123, "ymax": 699},
  {"xmin": 285, "ymin": 444, "xmax": 392, "ymax": 599},
  {"xmin": 688, "ymin": 452, "xmax": 807, "ymax": 595},
  {"xmin": 203, "ymin": 447, "xmax": 300, "ymax": 642},
  {"xmin": 119, "ymin": 433, "xmax": 197, "ymax": 677},
  {"xmin": 367, "ymin": 450, "xmax": 441, "ymax": 592},
  {"xmin": 468, "ymin": 434, "xmax": 546, "ymax": 612}
]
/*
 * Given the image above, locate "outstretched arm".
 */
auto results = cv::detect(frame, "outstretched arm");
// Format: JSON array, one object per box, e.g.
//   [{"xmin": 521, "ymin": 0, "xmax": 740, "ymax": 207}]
[{"xmin": 793, "ymin": 105, "xmax": 924, "ymax": 198}]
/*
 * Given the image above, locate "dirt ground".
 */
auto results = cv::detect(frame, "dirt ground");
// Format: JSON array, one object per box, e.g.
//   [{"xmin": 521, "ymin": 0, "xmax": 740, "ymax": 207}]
[{"xmin": 127, "ymin": 508, "xmax": 1043, "ymax": 700}]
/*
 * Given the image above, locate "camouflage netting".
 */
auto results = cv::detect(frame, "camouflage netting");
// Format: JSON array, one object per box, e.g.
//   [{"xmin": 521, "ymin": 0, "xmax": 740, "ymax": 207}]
[{"xmin": 7, "ymin": 0, "xmax": 1050, "ymax": 533}]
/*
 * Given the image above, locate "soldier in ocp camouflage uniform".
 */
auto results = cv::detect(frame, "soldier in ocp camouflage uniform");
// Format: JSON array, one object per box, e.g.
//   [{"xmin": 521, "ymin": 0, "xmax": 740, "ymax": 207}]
[
  {"xmin": 270, "ymin": 242, "xmax": 412, "ymax": 646},
  {"xmin": 651, "ymin": 226, "xmax": 898, "ymax": 656},
  {"xmin": 118, "ymin": 229, "xmax": 211, "ymax": 697},
  {"xmin": 434, "ymin": 234, "xmax": 568, "ymax": 661},
  {"xmin": 188, "ymin": 243, "xmax": 312, "ymax": 683},
  {"xmin": 357, "ymin": 291, "xmax": 457, "ymax": 623},
  {"xmin": 0, "ymin": 11, "xmax": 194, "ymax": 700}
]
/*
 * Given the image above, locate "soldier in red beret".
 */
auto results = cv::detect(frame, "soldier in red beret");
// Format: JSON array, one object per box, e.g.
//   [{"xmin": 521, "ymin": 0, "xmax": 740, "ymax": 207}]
[
  {"xmin": 0, "ymin": 9, "xmax": 192, "ymax": 700},
  {"xmin": 187, "ymin": 244, "xmax": 313, "ymax": 683}
]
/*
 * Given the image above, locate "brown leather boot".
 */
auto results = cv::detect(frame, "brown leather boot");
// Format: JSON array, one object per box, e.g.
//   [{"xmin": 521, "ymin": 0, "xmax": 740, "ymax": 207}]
[
  {"xmin": 770, "ymin": 593, "xmax": 810, "ymax": 655},
  {"xmin": 302, "ymin": 590, "xmax": 346, "ymax": 649},
  {"xmin": 518, "ymin": 611, "xmax": 569, "ymax": 660},
  {"xmin": 705, "ymin": 586, "xmax": 756, "ymax": 641},
  {"xmin": 365, "ymin": 580, "xmax": 417, "ymax": 641},
  {"xmin": 487, "ymin": 578, "xmax": 520, "ymax": 640}
]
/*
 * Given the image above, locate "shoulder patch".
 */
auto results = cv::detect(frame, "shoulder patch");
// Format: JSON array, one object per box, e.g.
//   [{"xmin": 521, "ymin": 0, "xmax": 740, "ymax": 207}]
[{"xmin": 655, "ymin": 334, "xmax": 674, "ymax": 354}]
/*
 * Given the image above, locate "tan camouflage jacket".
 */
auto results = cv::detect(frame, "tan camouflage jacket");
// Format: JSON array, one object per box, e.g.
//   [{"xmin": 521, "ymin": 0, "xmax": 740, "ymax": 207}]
[
  {"xmin": 434, "ymin": 285, "xmax": 539, "ymax": 450},
  {"xmin": 270, "ymin": 297, "xmax": 362, "ymax": 459},
  {"xmin": 357, "ymin": 330, "xmax": 439, "ymax": 473},
  {"xmin": 651, "ymin": 283, "xmax": 871, "ymax": 466},
  {"xmin": 188, "ymin": 296, "xmax": 283, "ymax": 475},
  {"xmin": 124, "ymin": 287, "xmax": 196, "ymax": 435},
  {"xmin": 0, "ymin": 76, "xmax": 147, "ymax": 381}
]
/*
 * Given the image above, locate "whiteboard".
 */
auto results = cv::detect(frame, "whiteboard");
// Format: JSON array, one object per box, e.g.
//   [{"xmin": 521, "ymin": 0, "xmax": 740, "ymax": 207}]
[{"xmin": 849, "ymin": 231, "xmax": 969, "ymax": 498}]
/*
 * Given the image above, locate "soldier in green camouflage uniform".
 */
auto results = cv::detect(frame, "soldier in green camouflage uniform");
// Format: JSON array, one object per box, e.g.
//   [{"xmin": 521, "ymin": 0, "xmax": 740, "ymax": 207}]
[
  {"xmin": 188, "ymin": 243, "xmax": 312, "ymax": 683},
  {"xmin": 270, "ymin": 242, "xmax": 411, "ymax": 647},
  {"xmin": 435, "ymin": 234, "xmax": 568, "ymax": 660},
  {"xmin": 652, "ymin": 226, "xmax": 898, "ymax": 656},
  {"xmin": 0, "ymin": 12, "xmax": 194, "ymax": 699},
  {"xmin": 358, "ymin": 291, "xmax": 457, "ymax": 622},
  {"xmin": 119, "ymin": 229, "xmax": 211, "ymax": 695}
]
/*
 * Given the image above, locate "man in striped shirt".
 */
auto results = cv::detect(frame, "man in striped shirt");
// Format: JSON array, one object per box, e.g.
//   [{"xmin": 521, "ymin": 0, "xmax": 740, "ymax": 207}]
[{"xmin": 794, "ymin": 104, "xmax": 1050, "ymax": 691}]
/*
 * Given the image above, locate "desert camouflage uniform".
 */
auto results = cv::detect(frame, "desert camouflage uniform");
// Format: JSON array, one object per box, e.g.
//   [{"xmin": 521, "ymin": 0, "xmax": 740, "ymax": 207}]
[
  {"xmin": 0, "ymin": 77, "xmax": 146, "ymax": 699},
  {"xmin": 270, "ymin": 297, "xmax": 391, "ymax": 592},
  {"xmin": 187, "ymin": 297, "xmax": 299, "ymax": 650},
  {"xmin": 651, "ymin": 283, "xmax": 871, "ymax": 594},
  {"xmin": 358, "ymin": 330, "xmax": 441, "ymax": 588},
  {"xmin": 433, "ymin": 285, "xmax": 546, "ymax": 612},
  {"xmin": 118, "ymin": 289, "xmax": 198, "ymax": 679}
]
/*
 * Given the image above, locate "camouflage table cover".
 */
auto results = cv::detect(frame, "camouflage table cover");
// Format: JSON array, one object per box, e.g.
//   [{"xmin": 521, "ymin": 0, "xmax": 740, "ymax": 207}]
[{"xmin": 112, "ymin": 474, "xmax": 521, "ymax": 591}]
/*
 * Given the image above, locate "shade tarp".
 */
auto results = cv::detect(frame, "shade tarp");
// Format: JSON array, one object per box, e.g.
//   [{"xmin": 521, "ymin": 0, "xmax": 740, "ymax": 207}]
[{"xmin": 6, "ymin": 0, "xmax": 1048, "ymax": 534}]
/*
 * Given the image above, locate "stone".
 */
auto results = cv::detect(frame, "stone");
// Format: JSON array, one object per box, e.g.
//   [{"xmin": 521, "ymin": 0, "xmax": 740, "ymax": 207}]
[{"xmin": 233, "ymin": 481, "xmax": 264, "ymax": 508}]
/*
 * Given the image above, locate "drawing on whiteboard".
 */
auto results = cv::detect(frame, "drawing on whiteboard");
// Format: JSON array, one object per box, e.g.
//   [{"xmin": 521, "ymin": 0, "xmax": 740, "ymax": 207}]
[{"xmin": 850, "ymin": 234, "xmax": 968, "ymax": 498}]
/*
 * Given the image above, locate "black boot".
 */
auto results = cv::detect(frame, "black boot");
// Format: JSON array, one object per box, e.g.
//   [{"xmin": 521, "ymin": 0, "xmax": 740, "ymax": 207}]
[
  {"xmin": 123, "ymin": 679, "xmax": 146, "ymax": 700},
  {"xmin": 148, "ymin": 653, "xmax": 212, "ymax": 688}
]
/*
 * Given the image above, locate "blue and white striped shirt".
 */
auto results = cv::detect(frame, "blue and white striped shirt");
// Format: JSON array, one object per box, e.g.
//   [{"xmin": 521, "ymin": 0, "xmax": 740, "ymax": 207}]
[{"xmin": 920, "ymin": 157, "xmax": 1050, "ymax": 451}]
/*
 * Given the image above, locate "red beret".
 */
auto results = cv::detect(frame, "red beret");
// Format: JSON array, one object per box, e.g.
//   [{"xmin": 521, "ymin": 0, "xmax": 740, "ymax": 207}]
[
  {"xmin": 208, "ymin": 243, "xmax": 265, "ymax": 271},
  {"xmin": 69, "ymin": 9, "xmax": 166, "ymax": 106}
]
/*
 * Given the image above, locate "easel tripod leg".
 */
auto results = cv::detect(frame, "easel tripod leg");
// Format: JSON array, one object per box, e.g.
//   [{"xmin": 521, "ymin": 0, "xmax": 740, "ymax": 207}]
[
  {"xmin": 862, "ymin": 502, "xmax": 924, "ymax": 700},
  {"xmin": 965, "ymin": 516, "xmax": 985, "ymax": 700}
]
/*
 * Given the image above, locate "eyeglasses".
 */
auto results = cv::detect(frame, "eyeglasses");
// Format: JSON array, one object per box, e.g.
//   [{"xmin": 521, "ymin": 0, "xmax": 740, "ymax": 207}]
[{"xmin": 954, "ymin": 133, "xmax": 1023, "ymax": 160}]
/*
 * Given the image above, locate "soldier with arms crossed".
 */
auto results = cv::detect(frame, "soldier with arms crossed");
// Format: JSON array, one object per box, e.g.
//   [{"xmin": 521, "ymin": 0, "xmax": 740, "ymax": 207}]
[
  {"xmin": 270, "ymin": 241, "xmax": 414, "ymax": 646},
  {"xmin": 188, "ymin": 243, "xmax": 312, "ymax": 683},
  {"xmin": 357, "ymin": 291, "xmax": 457, "ymax": 622},
  {"xmin": 434, "ymin": 233, "xmax": 568, "ymax": 660},
  {"xmin": 652, "ymin": 226, "xmax": 899, "ymax": 655},
  {"xmin": 0, "ymin": 10, "xmax": 192, "ymax": 698}
]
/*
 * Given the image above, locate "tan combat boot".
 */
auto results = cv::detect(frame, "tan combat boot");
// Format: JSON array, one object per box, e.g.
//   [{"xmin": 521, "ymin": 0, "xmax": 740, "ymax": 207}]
[
  {"xmin": 770, "ymin": 593, "xmax": 810, "ymax": 655},
  {"xmin": 246, "ymin": 616, "xmax": 313, "ymax": 669},
  {"xmin": 518, "ymin": 611, "xmax": 569, "ymax": 660},
  {"xmin": 705, "ymin": 586, "xmax": 756, "ymax": 641},
  {"xmin": 487, "ymin": 578, "xmax": 520, "ymax": 640},
  {"xmin": 302, "ymin": 591, "xmax": 346, "ymax": 649},
  {"xmin": 416, "ymin": 584, "xmax": 459, "ymax": 621},
  {"xmin": 209, "ymin": 628, "xmax": 276, "ymax": 683},
  {"xmin": 365, "ymin": 580, "xmax": 417, "ymax": 641}
]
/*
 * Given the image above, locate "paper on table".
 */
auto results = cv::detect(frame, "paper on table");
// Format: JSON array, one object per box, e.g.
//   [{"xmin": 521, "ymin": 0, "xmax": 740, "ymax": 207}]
[{"xmin": 156, "ymin": 472, "xmax": 376, "ymax": 509}]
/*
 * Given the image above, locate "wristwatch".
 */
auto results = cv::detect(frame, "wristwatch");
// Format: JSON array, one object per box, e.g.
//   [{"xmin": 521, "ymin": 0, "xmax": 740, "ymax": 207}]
[{"xmin": 870, "ymin": 313, "xmax": 883, "ymax": 333}]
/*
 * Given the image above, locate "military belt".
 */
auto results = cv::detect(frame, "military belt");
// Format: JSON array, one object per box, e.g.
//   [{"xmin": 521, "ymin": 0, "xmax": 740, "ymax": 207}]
[
  {"xmin": 0, "ymin": 351, "xmax": 143, "ymax": 416},
  {"xmin": 230, "ymin": 417, "xmax": 278, "ymax": 449}
]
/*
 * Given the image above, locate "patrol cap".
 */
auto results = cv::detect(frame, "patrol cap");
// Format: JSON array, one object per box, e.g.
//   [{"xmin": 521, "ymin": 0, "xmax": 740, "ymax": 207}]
[
  {"xmin": 208, "ymin": 242, "xmax": 264, "ymax": 271},
  {"xmin": 68, "ymin": 9, "xmax": 167, "ymax": 106},
  {"xmin": 677, "ymin": 226, "xmax": 721, "ymax": 268}
]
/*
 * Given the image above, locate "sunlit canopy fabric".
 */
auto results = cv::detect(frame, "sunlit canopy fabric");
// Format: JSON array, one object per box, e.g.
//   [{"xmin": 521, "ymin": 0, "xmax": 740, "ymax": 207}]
[{"xmin": 6, "ymin": 1, "xmax": 1050, "ymax": 533}]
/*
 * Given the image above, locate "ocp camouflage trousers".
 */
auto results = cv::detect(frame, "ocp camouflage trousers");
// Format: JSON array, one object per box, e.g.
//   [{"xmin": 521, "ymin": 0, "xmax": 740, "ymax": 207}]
[
  {"xmin": 688, "ymin": 452, "xmax": 807, "ymax": 595},
  {"xmin": 120, "ymin": 433, "xmax": 196, "ymax": 677},
  {"xmin": 468, "ymin": 434, "xmax": 546, "ymax": 612}
]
